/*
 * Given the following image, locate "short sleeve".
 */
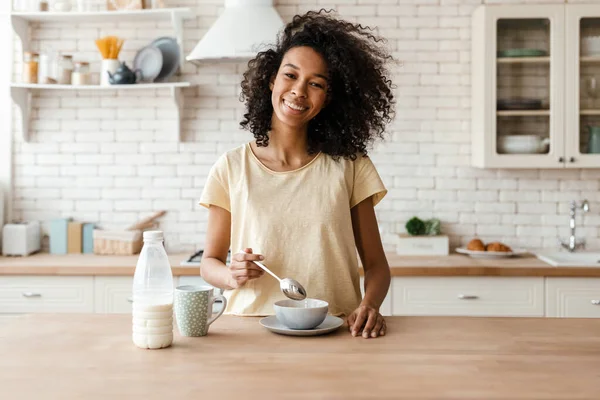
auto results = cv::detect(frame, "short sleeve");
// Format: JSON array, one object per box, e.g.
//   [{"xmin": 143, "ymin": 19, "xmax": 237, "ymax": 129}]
[
  {"xmin": 350, "ymin": 155, "xmax": 387, "ymax": 208},
  {"xmin": 199, "ymin": 154, "xmax": 231, "ymax": 212}
]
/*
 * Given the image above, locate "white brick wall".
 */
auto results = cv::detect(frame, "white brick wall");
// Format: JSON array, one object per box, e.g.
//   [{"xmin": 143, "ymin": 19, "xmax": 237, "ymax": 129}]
[{"xmin": 8, "ymin": 0, "xmax": 600, "ymax": 253}]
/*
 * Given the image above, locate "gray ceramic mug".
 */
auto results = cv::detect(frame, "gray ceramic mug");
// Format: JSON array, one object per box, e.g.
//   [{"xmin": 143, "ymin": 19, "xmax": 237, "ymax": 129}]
[{"xmin": 174, "ymin": 285, "xmax": 227, "ymax": 337}]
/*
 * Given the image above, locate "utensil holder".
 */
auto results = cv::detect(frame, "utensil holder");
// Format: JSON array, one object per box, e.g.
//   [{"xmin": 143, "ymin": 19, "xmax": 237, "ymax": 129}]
[{"xmin": 100, "ymin": 59, "xmax": 120, "ymax": 86}]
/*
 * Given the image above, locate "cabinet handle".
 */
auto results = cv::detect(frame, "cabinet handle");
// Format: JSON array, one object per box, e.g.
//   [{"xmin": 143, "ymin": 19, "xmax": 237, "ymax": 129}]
[
  {"xmin": 558, "ymin": 157, "xmax": 564, "ymax": 163},
  {"xmin": 457, "ymin": 294, "xmax": 478, "ymax": 300},
  {"xmin": 127, "ymin": 297, "xmax": 133, "ymax": 303},
  {"xmin": 591, "ymin": 300, "xmax": 600, "ymax": 306},
  {"xmin": 569, "ymin": 157, "xmax": 575, "ymax": 163},
  {"xmin": 22, "ymin": 292, "xmax": 41, "ymax": 298}
]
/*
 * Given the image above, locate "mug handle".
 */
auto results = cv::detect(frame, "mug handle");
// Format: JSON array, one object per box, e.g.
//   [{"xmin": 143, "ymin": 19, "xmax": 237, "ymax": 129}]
[{"xmin": 207, "ymin": 294, "xmax": 227, "ymax": 326}]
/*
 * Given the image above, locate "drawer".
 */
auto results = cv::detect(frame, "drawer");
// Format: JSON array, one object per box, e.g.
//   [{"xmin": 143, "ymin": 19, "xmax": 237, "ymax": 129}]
[
  {"xmin": 94, "ymin": 276, "xmax": 134, "ymax": 314},
  {"xmin": 360, "ymin": 277, "xmax": 392, "ymax": 316},
  {"xmin": 0, "ymin": 276, "xmax": 94, "ymax": 313},
  {"xmin": 392, "ymin": 277, "xmax": 544, "ymax": 317},
  {"xmin": 546, "ymin": 278, "xmax": 600, "ymax": 318}
]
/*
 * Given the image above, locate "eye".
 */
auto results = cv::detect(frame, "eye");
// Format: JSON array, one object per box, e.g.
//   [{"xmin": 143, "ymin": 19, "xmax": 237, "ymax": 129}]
[
  {"xmin": 310, "ymin": 82, "xmax": 324, "ymax": 89},
  {"xmin": 284, "ymin": 73, "xmax": 295, "ymax": 79}
]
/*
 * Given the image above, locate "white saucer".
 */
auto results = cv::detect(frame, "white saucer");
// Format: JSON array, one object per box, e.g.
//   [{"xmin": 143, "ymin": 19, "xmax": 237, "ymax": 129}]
[{"xmin": 259, "ymin": 315, "xmax": 344, "ymax": 336}]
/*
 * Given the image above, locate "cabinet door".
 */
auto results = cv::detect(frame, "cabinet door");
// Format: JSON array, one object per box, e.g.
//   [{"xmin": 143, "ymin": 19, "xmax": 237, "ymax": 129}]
[
  {"xmin": 94, "ymin": 276, "xmax": 134, "ymax": 314},
  {"xmin": 0, "ymin": 276, "xmax": 94, "ymax": 313},
  {"xmin": 472, "ymin": 5, "xmax": 565, "ymax": 168},
  {"xmin": 392, "ymin": 277, "xmax": 544, "ymax": 317},
  {"xmin": 565, "ymin": 5, "xmax": 600, "ymax": 168},
  {"xmin": 546, "ymin": 278, "xmax": 600, "ymax": 318}
]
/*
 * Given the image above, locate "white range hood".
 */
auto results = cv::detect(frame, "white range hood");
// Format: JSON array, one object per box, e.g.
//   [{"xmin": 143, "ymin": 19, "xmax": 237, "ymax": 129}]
[{"xmin": 186, "ymin": 0, "xmax": 284, "ymax": 62}]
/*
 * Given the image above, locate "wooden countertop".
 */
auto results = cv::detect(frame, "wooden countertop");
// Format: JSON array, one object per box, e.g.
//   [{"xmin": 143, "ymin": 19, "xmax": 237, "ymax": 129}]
[
  {"xmin": 2, "ymin": 251, "xmax": 600, "ymax": 277},
  {"xmin": 1, "ymin": 314, "xmax": 599, "ymax": 399}
]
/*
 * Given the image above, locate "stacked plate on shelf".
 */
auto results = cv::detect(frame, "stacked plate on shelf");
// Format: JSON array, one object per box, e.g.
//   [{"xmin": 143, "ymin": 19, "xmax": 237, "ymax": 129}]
[{"xmin": 133, "ymin": 37, "xmax": 181, "ymax": 83}]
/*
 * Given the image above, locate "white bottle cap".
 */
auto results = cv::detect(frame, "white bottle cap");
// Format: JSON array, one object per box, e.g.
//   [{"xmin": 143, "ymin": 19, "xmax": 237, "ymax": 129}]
[{"xmin": 143, "ymin": 230, "xmax": 164, "ymax": 242}]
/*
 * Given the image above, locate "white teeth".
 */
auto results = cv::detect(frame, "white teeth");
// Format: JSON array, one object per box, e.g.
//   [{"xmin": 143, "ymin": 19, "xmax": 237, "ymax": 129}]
[{"xmin": 284, "ymin": 100, "xmax": 307, "ymax": 111}]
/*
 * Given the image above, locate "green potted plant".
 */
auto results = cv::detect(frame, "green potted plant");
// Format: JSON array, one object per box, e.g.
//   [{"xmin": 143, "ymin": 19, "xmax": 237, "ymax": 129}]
[{"xmin": 397, "ymin": 216, "xmax": 448, "ymax": 256}]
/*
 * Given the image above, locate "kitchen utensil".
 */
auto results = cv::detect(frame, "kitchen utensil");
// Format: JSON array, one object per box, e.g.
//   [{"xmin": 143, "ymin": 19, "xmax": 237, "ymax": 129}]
[
  {"xmin": 259, "ymin": 315, "xmax": 343, "ymax": 337},
  {"xmin": 150, "ymin": 37, "xmax": 180, "ymax": 82},
  {"xmin": 133, "ymin": 45, "xmax": 163, "ymax": 82},
  {"xmin": 497, "ymin": 98, "xmax": 542, "ymax": 110},
  {"xmin": 497, "ymin": 48, "xmax": 547, "ymax": 58},
  {"xmin": 100, "ymin": 59, "xmax": 120, "ymax": 86},
  {"xmin": 250, "ymin": 257, "xmax": 307, "ymax": 301},
  {"xmin": 174, "ymin": 285, "xmax": 227, "ymax": 337},
  {"xmin": 126, "ymin": 210, "xmax": 166, "ymax": 230},
  {"xmin": 107, "ymin": 62, "xmax": 142, "ymax": 84},
  {"xmin": 274, "ymin": 298, "xmax": 328, "ymax": 330},
  {"xmin": 585, "ymin": 77, "xmax": 599, "ymax": 108},
  {"xmin": 455, "ymin": 247, "xmax": 528, "ymax": 259},
  {"xmin": 1, "ymin": 221, "xmax": 41, "ymax": 256},
  {"xmin": 588, "ymin": 126, "xmax": 600, "ymax": 154},
  {"xmin": 498, "ymin": 135, "xmax": 550, "ymax": 154}
]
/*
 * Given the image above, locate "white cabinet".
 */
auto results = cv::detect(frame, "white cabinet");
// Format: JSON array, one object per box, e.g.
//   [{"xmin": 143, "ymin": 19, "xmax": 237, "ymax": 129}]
[
  {"xmin": 472, "ymin": 4, "xmax": 600, "ymax": 169},
  {"xmin": 359, "ymin": 277, "xmax": 392, "ymax": 316},
  {"xmin": 546, "ymin": 278, "xmax": 600, "ymax": 318},
  {"xmin": 391, "ymin": 277, "xmax": 544, "ymax": 317},
  {"xmin": 0, "ymin": 276, "xmax": 94, "ymax": 313},
  {"xmin": 94, "ymin": 276, "xmax": 134, "ymax": 314}
]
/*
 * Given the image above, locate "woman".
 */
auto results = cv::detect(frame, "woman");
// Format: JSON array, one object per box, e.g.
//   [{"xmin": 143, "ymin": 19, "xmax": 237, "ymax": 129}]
[{"xmin": 199, "ymin": 9, "xmax": 395, "ymax": 339}]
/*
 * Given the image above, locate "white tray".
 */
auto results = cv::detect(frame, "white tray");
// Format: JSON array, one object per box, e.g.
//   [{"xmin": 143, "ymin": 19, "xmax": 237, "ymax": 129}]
[{"xmin": 455, "ymin": 247, "xmax": 528, "ymax": 259}]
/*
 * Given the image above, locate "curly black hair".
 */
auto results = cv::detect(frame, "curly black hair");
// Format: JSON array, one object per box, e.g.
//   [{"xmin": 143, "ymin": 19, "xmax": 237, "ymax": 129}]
[{"xmin": 239, "ymin": 9, "xmax": 396, "ymax": 160}]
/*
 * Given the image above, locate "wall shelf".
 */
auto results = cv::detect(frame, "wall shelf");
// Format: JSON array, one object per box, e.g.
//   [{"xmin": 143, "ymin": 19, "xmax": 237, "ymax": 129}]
[
  {"xmin": 10, "ymin": 8, "xmax": 196, "ymax": 143},
  {"xmin": 10, "ymin": 8, "xmax": 194, "ymax": 75},
  {"xmin": 10, "ymin": 82, "xmax": 193, "ymax": 142}
]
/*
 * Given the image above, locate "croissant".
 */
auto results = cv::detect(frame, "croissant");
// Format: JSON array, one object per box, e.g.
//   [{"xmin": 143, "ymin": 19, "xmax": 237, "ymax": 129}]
[
  {"xmin": 467, "ymin": 238, "xmax": 486, "ymax": 251},
  {"xmin": 485, "ymin": 242, "xmax": 512, "ymax": 252}
]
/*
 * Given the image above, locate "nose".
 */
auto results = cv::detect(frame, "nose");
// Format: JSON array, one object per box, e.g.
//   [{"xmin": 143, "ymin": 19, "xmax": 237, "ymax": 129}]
[{"xmin": 291, "ymin": 81, "xmax": 307, "ymax": 98}]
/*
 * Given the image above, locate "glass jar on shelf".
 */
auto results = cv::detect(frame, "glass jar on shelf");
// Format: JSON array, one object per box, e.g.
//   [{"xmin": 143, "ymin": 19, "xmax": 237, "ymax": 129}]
[
  {"xmin": 58, "ymin": 54, "xmax": 74, "ymax": 84},
  {"xmin": 71, "ymin": 61, "xmax": 91, "ymax": 86},
  {"xmin": 22, "ymin": 51, "xmax": 39, "ymax": 84}
]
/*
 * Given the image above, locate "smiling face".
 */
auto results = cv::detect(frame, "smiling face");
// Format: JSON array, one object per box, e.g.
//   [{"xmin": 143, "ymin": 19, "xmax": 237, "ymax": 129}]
[{"xmin": 270, "ymin": 46, "xmax": 330, "ymax": 131}]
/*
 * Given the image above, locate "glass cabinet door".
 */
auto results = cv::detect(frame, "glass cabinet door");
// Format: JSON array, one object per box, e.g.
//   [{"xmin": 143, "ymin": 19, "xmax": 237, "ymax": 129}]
[
  {"xmin": 472, "ymin": 5, "xmax": 565, "ymax": 168},
  {"xmin": 566, "ymin": 5, "xmax": 600, "ymax": 168},
  {"xmin": 496, "ymin": 18, "xmax": 553, "ymax": 160}
]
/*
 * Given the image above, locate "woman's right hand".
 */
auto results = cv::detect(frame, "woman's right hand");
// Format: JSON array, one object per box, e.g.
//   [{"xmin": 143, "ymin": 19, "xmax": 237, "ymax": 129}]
[{"xmin": 228, "ymin": 248, "xmax": 265, "ymax": 289}]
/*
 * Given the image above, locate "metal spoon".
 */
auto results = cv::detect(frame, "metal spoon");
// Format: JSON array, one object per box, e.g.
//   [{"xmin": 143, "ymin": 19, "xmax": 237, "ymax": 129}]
[{"xmin": 252, "ymin": 259, "xmax": 307, "ymax": 301}]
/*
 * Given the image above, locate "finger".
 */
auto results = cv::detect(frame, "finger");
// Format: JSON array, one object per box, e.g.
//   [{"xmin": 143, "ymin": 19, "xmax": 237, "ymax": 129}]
[
  {"xmin": 247, "ymin": 270, "xmax": 264, "ymax": 279},
  {"xmin": 244, "ymin": 248, "xmax": 253, "ymax": 253},
  {"xmin": 346, "ymin": 313, "xmax": 356, "ymax": 331},
  {"xmin": 229, "ymin": 261, "xmax": 263, "ymax": 272},
  {"xmin": 234, "ymin": 253, "xmax": 265, "ymax": 263},
  {"xmin": 351, "ymin": 309, "xmax": 368, "ymax": 337},
  {"xmin": 362, "ymin": 310, "xmax": 378, "ymax": 339},
  {"xmin": 372, "ymin": 315, "xmax": 384, "ymax": 338},
  {"xmin": 380, "ymin": 319, "xmax": 386, "ymax": 336}
]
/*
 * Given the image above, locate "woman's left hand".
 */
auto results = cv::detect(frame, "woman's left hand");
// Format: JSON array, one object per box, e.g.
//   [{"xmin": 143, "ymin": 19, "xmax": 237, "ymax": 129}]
[{"xmin": 346, "ymin": 303, "xmax": 386, "ymax": 339}]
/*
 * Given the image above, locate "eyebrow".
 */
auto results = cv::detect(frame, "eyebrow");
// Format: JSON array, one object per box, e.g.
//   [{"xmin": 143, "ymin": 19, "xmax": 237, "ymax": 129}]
[{"xmin": 283, "ymin": 63, "xmax": 328, "ymax": 80}]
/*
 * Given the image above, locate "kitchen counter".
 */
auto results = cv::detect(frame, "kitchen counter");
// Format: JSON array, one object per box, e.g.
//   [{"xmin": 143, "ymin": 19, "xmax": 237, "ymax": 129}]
[
  {"xmin": 1, "ymin": 252, "xmax": 600, "ymax": 277},
  {"xmin": 1, "ymin": 314, "xmax": 599, "ymax": 399}
]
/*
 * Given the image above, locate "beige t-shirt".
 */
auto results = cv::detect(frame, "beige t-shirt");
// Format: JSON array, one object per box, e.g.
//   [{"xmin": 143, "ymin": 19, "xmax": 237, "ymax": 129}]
[{"xmin": 199, "ymin": 143, "xmax": 387, "ymax": 317}]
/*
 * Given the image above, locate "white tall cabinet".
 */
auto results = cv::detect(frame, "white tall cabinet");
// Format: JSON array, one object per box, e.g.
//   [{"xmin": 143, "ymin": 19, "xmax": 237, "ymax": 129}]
[{"xmin": 472, "ymin": 4, "xmax": 600, "ymax": 169}]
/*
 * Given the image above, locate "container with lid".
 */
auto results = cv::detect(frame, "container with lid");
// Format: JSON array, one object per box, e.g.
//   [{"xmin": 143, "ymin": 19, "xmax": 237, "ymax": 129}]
[
  {"xmin": 71, "ymin": 61, "xmax": 90, "ymax": 85},
  {"xmin": 22, "ymin": 51, "xmax": 39, "ymax": 84},
  {"xmin": 58, "ymin": 55, "xmax": 73, "ymax": 84}
]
